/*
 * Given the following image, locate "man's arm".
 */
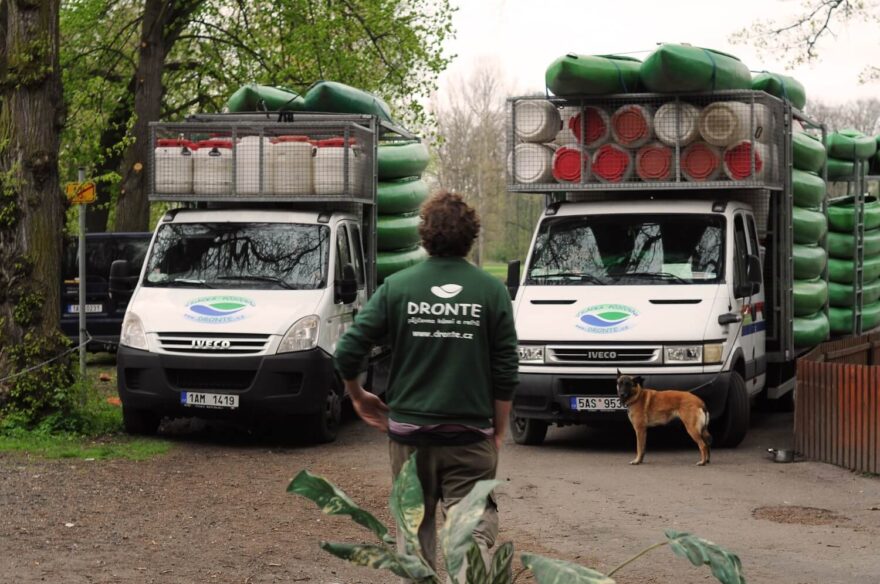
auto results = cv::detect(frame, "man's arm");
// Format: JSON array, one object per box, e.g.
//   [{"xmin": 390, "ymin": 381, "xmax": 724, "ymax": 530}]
[{"xmin": 493, "ymin": 399, "xmax": 512, "ymax": 449}]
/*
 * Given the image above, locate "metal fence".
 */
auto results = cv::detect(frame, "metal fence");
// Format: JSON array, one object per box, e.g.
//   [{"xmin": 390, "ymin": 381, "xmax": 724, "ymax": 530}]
[{"xmin": 795, "ymin": 333, "xmax": 880, "ymax": 473}]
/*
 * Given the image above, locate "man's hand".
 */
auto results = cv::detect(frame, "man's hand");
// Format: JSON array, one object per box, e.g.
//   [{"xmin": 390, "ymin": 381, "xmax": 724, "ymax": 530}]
[
  {"xmin": 493, "ymin": 432, "xmax": 504, "ymax": 451},
  {"xmin": 345, "ymin": 379, "xmax": 389, "ymax": 432}
]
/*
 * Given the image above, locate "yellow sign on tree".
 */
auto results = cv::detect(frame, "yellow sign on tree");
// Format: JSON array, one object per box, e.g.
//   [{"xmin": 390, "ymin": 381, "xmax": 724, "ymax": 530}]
[{"xmin": 65, "ymin": 181, "xmax": 97, "ymax": 204}]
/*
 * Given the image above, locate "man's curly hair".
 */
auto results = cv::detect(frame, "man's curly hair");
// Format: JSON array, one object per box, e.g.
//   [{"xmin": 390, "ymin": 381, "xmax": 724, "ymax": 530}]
[{"xmin": 418, "ymin": 190, "xmax": 481, "ymax": 257}]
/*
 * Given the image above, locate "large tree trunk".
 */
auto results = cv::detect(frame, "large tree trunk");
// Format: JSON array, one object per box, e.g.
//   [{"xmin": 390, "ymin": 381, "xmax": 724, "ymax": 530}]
[{"xmin": 0, "ymin": 0, "xmax": 73, "ymax": 412}]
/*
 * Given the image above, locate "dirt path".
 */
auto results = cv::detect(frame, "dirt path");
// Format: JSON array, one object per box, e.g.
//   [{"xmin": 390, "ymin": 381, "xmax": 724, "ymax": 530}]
[{"xmin": 1, "ymin": 412, "xmax": 878, "ymax": 584}]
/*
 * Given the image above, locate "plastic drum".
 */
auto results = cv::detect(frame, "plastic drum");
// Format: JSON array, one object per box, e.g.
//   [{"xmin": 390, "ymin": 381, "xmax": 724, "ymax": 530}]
[
  {"xmin": 155, "ymin": 139, "xmax": 194, "ymax": 194},
  {"xmin": 680, "ymin": 141, "xmax": 722, "ymax": 182},
  {"xmin": 508, "ymin": 143, "xmax": 555, "ymax": 184},
  {"xmin": 314, "ymin": 138, "xmax": 361, "ymax": 195},
  {"xmin": 235, "ymin": 136, "xmax": 273, "ymax": 194},
  {"xmin": 592, "ymin": 144, "xmax": 633, "ymax": 183},
  {"xmin": 514, "ymin": 100, "xmax": 562, "ymax": 143},
  {"xmin": 635, "ymin": 142, "xmax": 674, "ymax": 181},
  {"xmin": 568, "ymin": 106, "xmax": 610, "ymax": 148},
  {"xmin": 193, "ymin": 140, "xmax": 233, "ymax": 195},
  {"xmin": 654, "ymin": 102, "xmax": 701, "ymax": 147},
  {"xmin": 611, "ymin": 104, "xmax": 654, "ymax": 148},
  {"xmin": 272, "ymin": 136, "xmax": 314, "ymax": 195},
  {"xmin": 552, "ymin": 146, "xmax": 589, "ymax": 183}
]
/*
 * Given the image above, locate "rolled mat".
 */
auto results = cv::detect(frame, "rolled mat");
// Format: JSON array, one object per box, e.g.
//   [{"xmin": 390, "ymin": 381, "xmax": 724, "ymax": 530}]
[
  {"xmin": 827, "ymin": 196, "xmax": 880, "ymax": 232},
  {"xmin": 793, "ymin": 206, "xmax": 828, "ymax": 245},
  {"xmin": 794, "ymin": 278, "xmax": 829, "ymax": 316},
  {"xmin": 224, "ymin": 84, "xmax": 303, "ymax": 112},
  {"xmin": 827, "ymin": 229, "xmax": 880, "ymax": 259},
  {"xmin": 545, "ymin": 54, "xmax": 642, "ymax": 97},
  {"xmin": 639, "ymin": 44, "xmax": 752, "ymax": 93},
  {"xmin": 514, "ymin": 100, "xmax": 562, "ymax": 143},
  {"xmin": 826, "ymin": 129, "xmax": 878, "ymax": 161},
  {"xmin": 793, "ymin": 244, "xmax": 827, "ymax": 280},
  {"xmin": 377, "ymin": 246, "xmax": 428, "ymax": 282},
  {"xmin": 592, "ymin": 144, "xmax": 633, "ymax": 183},
  {"xmin": 751, "ymin": 71, "xmax": 807, "ymax": 110},
  {"xmin": 699, "ymin": 101, "xmax": 773, "ymax": 147},
  {"xmin": 508, "ymin": 143, "xmax": 555, "ymax": 184},
  {"xmin": 377, "ymin": 213, "xmax": 421, "ymax": 251},
  {"xmin": 793, "ymin": 132, "xmax": 826, "ymax": 173},
  {"xmin": 611, "ymin": 104, "xmax": 654, "ymax": 148},
  {"xmin": 569, "ymin": 107, "xmax": 611, "ymax": 148},
  {"xmin": 681, "ymin": 141, "xmax": 722, "ymax": 182},
  {"xmin": 378, "ymin": 141, "xmax": 430, "ymax": 180},
  {"xmin": 635, "ymin": 142, "xmax": 674, "ymax": 181},
  {"xmin": 654, "ymin": 102, "xmax": 701, "ymax": 147},
  {"xmin": 829, "ymin": 303, "xmax": 880, "ymax": 334},
  {"xmin": 794, "ymin": 312, "xmax": 830, "ymax": 347},
  {"xmin": 829, "ymin": 279, "xmax": 880, "ymax": 307},
  {"xmin": 828, "ymin": 256, "xmax": 880, "ymax": 284},
  {"xmin": 826, "ymin": 157, "xmax": 867, "ymax": 181},
  {"xmin": 723, "ymin": 141, "xmax": 769, "ymax": 181},
  {"xmin": 553, "ymin": 146, "xmax": 589, "ymax": 183},
  {"xmin": 378, "ymin": 177, "xmax": 429, "ymax": 215},
  {"xmin": 301, "ymin": 80, "xmax": 392, "ymax": 122},
  {"xmin": 792, "ymin": 169, "xmax": 826, "ymax": 209}
]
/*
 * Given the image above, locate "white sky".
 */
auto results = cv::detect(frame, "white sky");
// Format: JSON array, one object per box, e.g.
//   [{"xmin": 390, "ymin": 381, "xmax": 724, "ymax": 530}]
[{"xmin": 436, "ymin": 0, "xmax": 880, "ymax": 105}]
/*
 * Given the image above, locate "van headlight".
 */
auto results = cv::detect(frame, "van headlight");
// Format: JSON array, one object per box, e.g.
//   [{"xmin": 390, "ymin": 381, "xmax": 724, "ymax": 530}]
[
  {"xmin": 663, "ymin": 343, "xmax": 724, "ymax": 364},
  {"xmin": 120, "ymin": 312, "xmax": 148, "ymax": 351},
  {"xmin": 518, "ymin": 345, "xmax": 545, "ymax": 364},
  {"xmin": 277, "ymin": 315, "xmax": 320, "ymax": 354}
]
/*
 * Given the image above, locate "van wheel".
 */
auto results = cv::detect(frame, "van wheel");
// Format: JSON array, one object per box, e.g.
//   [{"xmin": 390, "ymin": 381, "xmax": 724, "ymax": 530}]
[
  {"xmin": 122, "ymin": 407, "xmax": 160, "ymax": 436},
  {"xmin": 304, "ymin": 387, "xmax": 342, "ymax": 444},
  {"xmin": 510, "ymin": 412, "xmax": 548, "ymax": 445},
  {"xmin": 714, "ymin": 372, "xmax": 750, "ymax": 448}
]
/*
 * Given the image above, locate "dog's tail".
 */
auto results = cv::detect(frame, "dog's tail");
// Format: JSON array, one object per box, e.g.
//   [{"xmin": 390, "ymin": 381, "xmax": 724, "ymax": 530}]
[{"xmin": 701, "ymin": 408, "xmax": 713, "ymax": 446}]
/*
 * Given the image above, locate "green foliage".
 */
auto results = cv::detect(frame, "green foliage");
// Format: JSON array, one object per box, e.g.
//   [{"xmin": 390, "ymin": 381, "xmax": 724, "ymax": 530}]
[
  {"xmin": 522, "ymin": 554, "xmax": 615, "ymax": 584},
  {"xmin": 0, "ymin": 431, "xmax": 170, "ymax": 460},
  {"xmin": 439, "ymin": 479, "xmax": 500, "ymax": 579},
  {"xmin": 665, "ymin": 530, "xmax": 746, "ymax": 584},
  {"xmin": 3, "ymin": 330, "xmax": 76, "ymax": 426}
]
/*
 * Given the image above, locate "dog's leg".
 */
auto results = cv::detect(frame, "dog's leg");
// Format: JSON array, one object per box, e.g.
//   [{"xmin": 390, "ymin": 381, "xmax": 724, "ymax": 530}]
[
  {"xmin": 631, "ymin": 425, "xmax": 646, "ymax": 465},
  {"xmin": 683, "ymin": 418, "xmax": 709, "ymax": 466}
]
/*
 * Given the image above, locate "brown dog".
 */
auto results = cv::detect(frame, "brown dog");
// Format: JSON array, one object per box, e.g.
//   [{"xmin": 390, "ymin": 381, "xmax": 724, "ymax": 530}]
[{"xmin": 616, "ymin": 370, "xmax": 712, "ymax": 466}]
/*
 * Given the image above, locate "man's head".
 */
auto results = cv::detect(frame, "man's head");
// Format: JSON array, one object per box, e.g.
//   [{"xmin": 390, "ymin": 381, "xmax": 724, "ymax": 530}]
[
  {"xmin": 419, "ymin": 190, "xmax": 480, "ymax": 257},
  {"xmin": 616, "ymin": 369, "xmax": 645, "ymax": 402}
]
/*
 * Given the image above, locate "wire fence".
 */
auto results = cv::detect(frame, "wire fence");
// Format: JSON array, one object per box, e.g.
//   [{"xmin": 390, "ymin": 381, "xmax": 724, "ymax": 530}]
[{"xmin": 0, "ymin": 332, "xmax": 92, "ymax": 384}]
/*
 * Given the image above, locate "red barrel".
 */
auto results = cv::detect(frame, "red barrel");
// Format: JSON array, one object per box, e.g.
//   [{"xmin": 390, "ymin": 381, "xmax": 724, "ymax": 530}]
[
  {"xmin": 635, "ymin": 142, "xmax": 674, "ymax": 181},
  {"xmin": 592, "ymin": 144, "xmax": 633, "ymax": 183},
  {"xmin": 723, "ymin": 140, "xmax": 765, "ymax": 181},
  {"xmin": 568, "ymin": 106, "xmax": 610, "ymax": 148},
  {"xmin": 611, "ymin": 104, "xmax": 653, "ymax": 148},
  {"xmin": 681, "ymin": 141, "xmax": 722, "ymax": 182},
  {"xmin": 552, "ymin": 147, "xmax": 589, "ymax": 182}
]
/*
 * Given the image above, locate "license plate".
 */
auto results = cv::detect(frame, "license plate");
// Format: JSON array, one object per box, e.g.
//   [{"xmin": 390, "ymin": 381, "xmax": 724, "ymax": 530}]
[
  {"xmin": 570, "ymin": 396, "xmax": 625, "ymax": 411},
  {"xmin": 180, "ymin": 392, "xmax": 239, "ymax": 409},
  {"xmin": 67, "ymin": 304, "xmax": 102, "ymax": 314}
]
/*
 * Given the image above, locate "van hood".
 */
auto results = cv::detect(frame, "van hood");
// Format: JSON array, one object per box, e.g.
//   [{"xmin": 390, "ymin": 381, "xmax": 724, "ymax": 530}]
[
  {"xmin": 514, "ymin": 284, "xmax": 726, "ymax": 343},
  {"xmin": 128, "ymin": 287, "xmax": 327, "ymax": 336}
]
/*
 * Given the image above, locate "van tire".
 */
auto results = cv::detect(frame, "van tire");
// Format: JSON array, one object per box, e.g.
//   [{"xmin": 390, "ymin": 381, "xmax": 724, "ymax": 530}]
[
  {"xmin": 304, "ymin": 387, "xmax": 342, "ymax": 444},
  {"xmin": 714, "ymin": 372, "xmax": 750, "ymax": 448},
  {"xmin": 122, "ymin": 407, "xmax": 160, "ymax": 436},
  {"xmin": 510, "ymin": 412, "xmax": 548, "ymax": 445}
]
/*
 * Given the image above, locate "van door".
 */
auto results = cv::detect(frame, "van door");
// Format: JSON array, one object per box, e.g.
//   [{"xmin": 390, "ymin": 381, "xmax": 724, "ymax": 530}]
[
  {"xmin": 328, "ymin": 223, "xmax": 358, "ymax": 351},
  {"xmin": 732, "ymin": 212, "xmax": 765, "ymax": 392}
]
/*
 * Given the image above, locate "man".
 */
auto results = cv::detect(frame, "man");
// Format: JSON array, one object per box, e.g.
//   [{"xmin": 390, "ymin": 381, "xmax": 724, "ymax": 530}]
[{"xmin": 334, "ymin": 190, "xmax": 518, "ymax": 575}]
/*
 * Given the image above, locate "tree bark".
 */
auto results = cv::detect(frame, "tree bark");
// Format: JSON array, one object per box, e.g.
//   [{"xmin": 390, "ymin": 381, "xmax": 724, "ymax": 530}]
[{"xmin": 0, "ymin": 0, "xmax": 73, "ymax": 409}]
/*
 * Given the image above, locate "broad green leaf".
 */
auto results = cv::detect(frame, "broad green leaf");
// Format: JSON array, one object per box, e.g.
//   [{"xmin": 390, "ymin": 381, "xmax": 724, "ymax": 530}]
[
  {"xmin": 665, "ymin": 530, "xmax": 746, "ymax": 584},
  {"xmin": 320, "ymin": 541, "xmax": 436, "ymax": 581},
  {"xmin": 288, "ymin": 470, "xmax": 393, "ymax": 544},
  {"xmin": 465, "ymin": 540, "xmax": 488, "ymax": 584},
  {"xmin": 439, "ymin": 479, "xmax": 500, "ymax": 581},
  {"xmin": 521, "ymin": 554, "xmax": 616, "ymax": 584},
  {"xmin": 389, "ymin": 453, "xmax": 426, "ymax": 558},
  {"xmin": 489, "ymin": 542, "xmax": 515, "ymax": 584}
]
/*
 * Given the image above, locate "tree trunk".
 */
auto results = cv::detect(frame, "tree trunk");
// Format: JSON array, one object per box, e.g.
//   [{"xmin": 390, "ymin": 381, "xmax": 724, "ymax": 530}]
[{"xmin": 0, "ymin": 0, "xmax": 73, "ymax": 413}]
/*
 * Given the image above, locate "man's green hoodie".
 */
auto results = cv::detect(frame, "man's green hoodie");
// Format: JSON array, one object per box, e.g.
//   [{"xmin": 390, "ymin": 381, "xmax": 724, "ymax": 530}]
[{"xmin": 334, "ymin": 256, "xmax": 518, "ymax": 428}]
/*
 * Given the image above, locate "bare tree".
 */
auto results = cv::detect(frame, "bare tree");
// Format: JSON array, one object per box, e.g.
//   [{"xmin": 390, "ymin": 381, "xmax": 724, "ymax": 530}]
[{"xmin": 807, "ymin": 99, "xmax": 880, "ymax": 134}]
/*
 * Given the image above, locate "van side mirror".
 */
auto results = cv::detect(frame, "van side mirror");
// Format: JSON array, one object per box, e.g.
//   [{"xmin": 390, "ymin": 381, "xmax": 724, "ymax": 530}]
[
  {"xmin": 109, "ymin": 259, "xmax": 134, "ymax": 301},
  {"xmin": 507, "ymin": 260, "xmax": 521, "ymax": 300},
  {"xmin": 335, "ymin": 264, "xmax": 358, "ymax": 305}
]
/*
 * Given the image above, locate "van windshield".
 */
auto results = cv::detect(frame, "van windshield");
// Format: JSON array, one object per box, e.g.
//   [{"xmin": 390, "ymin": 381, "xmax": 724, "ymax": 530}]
[
  {"xmin": 527, "ymin": 214, "xmax": 725, "ymax": 286},
  {"xmin": 143, "ymin": 222, "xmax": 330, "ymax": 290}
]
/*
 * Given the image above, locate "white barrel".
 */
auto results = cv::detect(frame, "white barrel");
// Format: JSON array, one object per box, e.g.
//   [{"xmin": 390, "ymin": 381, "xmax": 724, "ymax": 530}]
[
  {"xmin": 314, "ymin": 138, "xmax": 361, "ymax": 195},
  {"xmin": 272, "ymin": 136, "xmax": 314, "ymax": 195},
  {"xmin": 654, "ymin": 102, "xmax": 701, "ymax": 147},
  {"xmin": 508, "ymin": 143, "xmax": 555, "ymax": 184},
  {"xmin": 154, "ymin": 139, "xmax": 194, "ymax": 194},
  {"xmin": 514, "ymin": 100, "xmax": 562, "ymax": 143},
  {"xmin": 723, "ymin": 140, "xmax": 772, "ymax": 181},
  {"xmin": 235, "ymin": 136, "xmax": 273, "ymax": 194},
  {"xmin": 611, "ymin": 104, "xmax": 654, "ymax": 149},
  {"xmin": 193, "ymin": 140, "xmax": 233, "ymax": 195},
  {"xmin": 699, "ymin": 101, "xmax": 774, "ymax": 147}
]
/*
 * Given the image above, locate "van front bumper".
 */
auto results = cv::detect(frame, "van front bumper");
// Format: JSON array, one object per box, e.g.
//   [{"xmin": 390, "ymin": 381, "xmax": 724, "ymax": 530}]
[
  {"xmin": 116, "ymin": 345, "xmax": 336, "ymax": 421},
  {"xmin": 512, "ymin": 371, "xmax": 731, "ymax": 424}
]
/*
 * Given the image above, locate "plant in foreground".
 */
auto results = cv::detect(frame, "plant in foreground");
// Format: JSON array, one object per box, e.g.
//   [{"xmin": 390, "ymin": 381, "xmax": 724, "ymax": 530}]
[{"xmin": 289, "ymin": 453, "xmax": 745, "ymax": 583}]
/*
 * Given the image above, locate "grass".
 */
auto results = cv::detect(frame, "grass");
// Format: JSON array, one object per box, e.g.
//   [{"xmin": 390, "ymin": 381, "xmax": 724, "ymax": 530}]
[
  {"xmin": 482, "ymin": 261, "xmax": 508, "ymax": 280},
  {"xmin": 0, "ymin": 432, "xmax": 171, "ymax": 460}
]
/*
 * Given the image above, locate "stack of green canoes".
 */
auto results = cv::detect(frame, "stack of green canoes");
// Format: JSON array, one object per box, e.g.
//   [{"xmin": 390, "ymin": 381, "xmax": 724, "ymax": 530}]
[
  {"xmin": 792, "ymin": 130, "xmax": 831, "ymax": 347},
  {"xmin": 825, "ymin": 129, "xmax": 876, "ymax": 180}
]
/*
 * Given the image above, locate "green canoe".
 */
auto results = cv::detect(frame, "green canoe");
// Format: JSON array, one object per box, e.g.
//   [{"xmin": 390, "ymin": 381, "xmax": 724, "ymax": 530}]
[
  {"xmin": 378, "ymin": 177, "xmax": 429, "ymax": 214},
  {"xmin": 793, "ymin": 206, "xmax": 828, "ymax": 245},
  {"xmin": 639, "ymin": 44, "xmax": 752, "ymax": 93},
  {"xmin": 794, "ymin": 311, "xmax": 829, "ymax": 347},
  {"xmin": 751, "ymin": 72, "xmax": 806, "ymax": 110},
  {"xmin": 301, "ymin": 80, "xmax": 393, "ymax": 122},
  {"xmin": 827, "ymin": 196, "xmax": 880, "ymax": 233},
  {"xmin": 793, "ymin": 169, "xmax": 825, "ymax": 209},
  {"xmin": 793, "ymin": 244, "xmax": 827, "ymax": 280},
  {"xmin": 545, "ymin": 54, "xmax": 642, "ymax": 96},
  {"xmin": 377, "ymin": 246, "xmax": 428, "ymax": 282},
  {"xmin": 829, "ymin": 280, "xmax": 880, "ymax": 307},
  {"xmin": 829, "ymin": 302, "xmax": 880, "ymax": 334},
  {"xmin": 377, "ymin": 213, "xmax": 421, "ymax": 251},
  {"xmin": 793, "ymin": 132, "xmax": 826, "ymax": 173},
  {"xmin": 224, "ymin": 84, "xmax": 303, "ymax": 112},
  {"xmin": 378, "ymin": 141, "xmax": 430, "ymax": 180},
  {"xmin": 828, "ymin": 229, "xmax": 880, "ymax": 259},
  {"xmin": 826, "ymin": 129, "xmax": 878, "ymax": 161},
  {"xmin": 794, "ymin": 278, "xmax": 829, "ymax": 316},
  {"xmin": 828, "ymin": 256, "xmax": 880, "ymax": 284}
]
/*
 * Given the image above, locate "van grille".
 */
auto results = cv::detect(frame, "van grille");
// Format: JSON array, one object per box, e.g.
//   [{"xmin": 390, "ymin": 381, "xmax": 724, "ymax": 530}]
[
  {"xmin": 546, "ymin": 346, "xmax": 661, "ymax": 365},
  {"xmin": 157, "ymin": 332, "xmax": 270, "ymax": 355}
]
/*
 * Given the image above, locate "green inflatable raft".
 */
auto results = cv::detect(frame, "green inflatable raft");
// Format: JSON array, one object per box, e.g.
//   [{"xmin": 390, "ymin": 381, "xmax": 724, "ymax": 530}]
[
  {"xmin": 639, "ymin": 44, "xmax": 752, "ymax": 93},
  {"xmin": 826, "ymin": 157, "xmax": 868, "ymax": 181},
  {"xmin": 793, "ymin": 244, "xmax": 827, "ymax": 280},
  {"xmin": 377, "ymin": 177, "xmax": 429, "ymax": 214},
  {"xmin": 794, "ymin": 278, "xmax": 829, "ymax": 316},
  {"xmin": 793, "ymin": 207, "xmax": 828, "ymax": 245},
  {"xmin": 794, "ymin": 311, "xmax": 830, "ymax": 347},
  {"xmin": 377, "ymin": 213, "xmax": 421, "ymax": 251},
  {"xmin": 225, "ymin": 84, "xmax": 303, "ymax": 112},
  {"xmin": 378, "ymin": 141, "xmax": 430, "ymax": 180},
  {"xmin": 826, "ymin": 129, "xmax": 878, "ymax": 161},
  {"xmin": 793, "ymin": 132, "xmax": 826, "ymax": 173},
  {"xmin": 377, "ymin": 246, "xmax": 428, "ymax": 282},
  {"xmin": 545, "ymin": 54, "xmax": 642, "ymax": 96},
  {"xmin": 301, "ymin": 81, "xmax": 393, "ymax": 122},
  {"xmin": 751, "ymin": 72, "xmax": 806, "ymax": 110},
  {"xmin": 827, "ymin": 196, "xmax": 880, "ymax": 232},
  {"xmin": 828, "ymin": 256, "xmax": 880, "ymax": 283},
  {"xmin": 829, "ymin": 302, "xmax": 880, "ymax": 334},
  {"xmin": 828, "ymin": 229, "xmax": 880, "ymax": 259},
  {"xmin": 793, "ymin": 169, "xmax": 825, "ymax": 209},
  {"xmin": 829, "ymin": 280, "xmax": 880, "ymax": 307}
]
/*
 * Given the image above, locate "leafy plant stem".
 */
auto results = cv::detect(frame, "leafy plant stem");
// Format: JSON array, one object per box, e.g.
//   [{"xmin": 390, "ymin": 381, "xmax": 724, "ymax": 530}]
[{"xmin": 607, "ymin": 541, "xmax": 669, "ymax": 577}]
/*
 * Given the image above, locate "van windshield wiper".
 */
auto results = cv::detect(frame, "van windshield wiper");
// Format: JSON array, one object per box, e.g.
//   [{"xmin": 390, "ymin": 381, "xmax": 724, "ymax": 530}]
[
  {"xmin": 164, "ymin": 278, "xmax": 214, "ymax": 288},
  {"xmin": 617, "ymin": 272, "xmax": 689, "ymax": 284},
  {"xmin": 529, "ymin": 272, "xmax": 607, "ymax": 285},
  {"xmin": 216, "ymin": 275, "xmax": 294, "ymax": 290}
]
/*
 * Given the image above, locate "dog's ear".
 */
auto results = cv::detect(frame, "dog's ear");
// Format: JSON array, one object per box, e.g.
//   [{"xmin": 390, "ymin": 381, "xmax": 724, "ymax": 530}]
[{"xmin": 634, "ymin": 376, "xmax": 645, "ymax": 387}]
